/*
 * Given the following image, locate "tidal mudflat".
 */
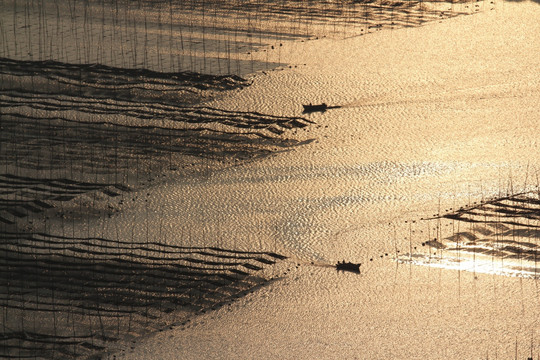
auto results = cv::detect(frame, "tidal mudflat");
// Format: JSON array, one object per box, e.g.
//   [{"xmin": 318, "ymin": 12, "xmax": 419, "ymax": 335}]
[{"xmin": 1, "ymin": 0, "xmax": 539, "ymax": 359}]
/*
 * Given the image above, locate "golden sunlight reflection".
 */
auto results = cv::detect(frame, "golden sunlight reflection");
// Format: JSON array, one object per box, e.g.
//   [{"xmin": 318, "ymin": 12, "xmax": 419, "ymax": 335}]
[
  {"xmin": 399, "ymin": 253, "xmax": 540, "ymax": 279},
  {"xmin": 399, "ymin": 191, "xmax": 540, "ymax": 279},
  {"xmin": 1, "ymin": 0, "xmax": 540, "ymax": 358}
]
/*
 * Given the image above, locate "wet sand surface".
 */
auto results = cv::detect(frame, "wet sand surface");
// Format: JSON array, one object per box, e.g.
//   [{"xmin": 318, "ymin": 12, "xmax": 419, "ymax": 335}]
[{"xmin": 1, "ymin": 0, "xmax": 540, "ymax": 359}]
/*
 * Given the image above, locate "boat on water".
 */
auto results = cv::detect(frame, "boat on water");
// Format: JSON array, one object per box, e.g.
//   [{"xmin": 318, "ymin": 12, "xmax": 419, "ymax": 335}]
[
  {"xmin": 336, "ymin": 261, "xmax": 361, "ymax": 273},
  {"xmin": 302, "ymin": 103, "xmax": 328, "ymax": 113}
]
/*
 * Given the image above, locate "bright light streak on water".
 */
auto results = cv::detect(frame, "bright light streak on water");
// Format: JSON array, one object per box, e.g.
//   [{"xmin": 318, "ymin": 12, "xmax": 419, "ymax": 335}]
[{"xmin": 398, "ymin": 253, "xmax": 540, "ymax": 279}]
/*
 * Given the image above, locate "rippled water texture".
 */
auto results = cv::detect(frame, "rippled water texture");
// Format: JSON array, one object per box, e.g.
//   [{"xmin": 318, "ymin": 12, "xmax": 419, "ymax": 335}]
[
  {"xmin": 136, "ymin": 2, "xmax": 539, "ymax": 359},
  {"xmin": 1, "ymin": 0, "xmax": 476, "ymax": 75},
  {"xmin": 1, "ymin": 0, "xmax": 540, "ymax": 359}
]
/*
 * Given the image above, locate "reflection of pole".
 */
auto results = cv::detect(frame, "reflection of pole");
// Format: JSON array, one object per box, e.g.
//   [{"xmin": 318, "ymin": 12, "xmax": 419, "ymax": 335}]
[
  {"xmin": 213, "ymin": 1, "xmax": 221, "ymax": 74},
  {"xmin": 144, "ymin": 7, "xmax": 148, "ymax": 68},
  {"xmin": 247, "ymin": 1, "xmax": 252, "ymax": 74},
  {"xmin": 38, "ymin": 0, "xmax": 43, "ymax": 61},
  {"xmin": 0, "ymin": 4, "xmax": 7, "ymax": 57},
  {"xmin": 100, "ymin": 0, "xmax": 105, "ymax": 65},
  {"xmin": 132, "ymin": 2, "xmax": 137, "ymax": 67},
  {"xmin": 535, "ymin": 172, "xmax": 539, "ymax": 279},
  {"xmin": 189, "ymin": 0, "xmax": 194, "ymax": 72},
  {"xmin": 158, "ymin": 1, "xmax": 162, "ymax": 71},
  {"xmin": 419, "ymin": 0, "xmax": 424, "ymax": 24},
  {"xmin": 169, "ymin": 0, "xmax": 174, "ymax": 72},
  {"xmin": 409, "ymin": 222, "xmax": 412, "ymax": 261},
  {"xmin": 234, "ymin": 0, "xmax": 239, "ymax": 74},
  {"xmin": 426, "ymin": 219, "xmax": 431, "ymax": 261},
  {"xmin": 41, "ymin": 0, "xmax": 47, "ymax": 60},
  {"xmin": 202, "ymin": 0, "xmax": 206, "ymax": 73},
  {"xmin": 393, "ymin": 224, "xmax": 398, "ymax": 258},
  {"xmin": 226, "ymin": 31, "xmax": 231, "ymax": 74},
  {"xmin": 58, "ymin": 0, "xmax": 64, "ymax": 61},
  {"xmin": 127, "ymin": 226, "xmax": 135, "ymax": 333},
  {"xmin": 179, "ymin": 1, "xmax": 185, "ymax": 72},
  {"xmin": 13, "ymin": 0, "xmax": 18, "ymax": 57},
  {"xmin": 116, "ymin": 215, "xmax": 121, "ymax": 338},
  {"xmin": 145, "ymin": 195, "xmax": 150, "ymax": 325}
]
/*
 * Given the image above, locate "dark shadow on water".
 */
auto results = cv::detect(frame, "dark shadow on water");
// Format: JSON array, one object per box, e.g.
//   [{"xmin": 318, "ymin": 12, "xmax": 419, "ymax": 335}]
[
  {"xmin": 0, "ymin": 58, "xmax": 315, "ymax": 188},
  {"xmin": 0, "ymin": 57, "xmax": 303, "ymax": 358},
  {"xmin": 0, "ymin": 230, "xmax": 286, "ymax": 359}
]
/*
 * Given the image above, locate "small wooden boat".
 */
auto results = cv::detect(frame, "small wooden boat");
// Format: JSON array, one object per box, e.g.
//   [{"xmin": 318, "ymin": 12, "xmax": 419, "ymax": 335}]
[
  {"xmin": 302, "ymin": 103, "xmax": 328, "ymax": 113},
  {"xmin": 336, "ymin": 261, "xmax": 361, "ymax": 273}
]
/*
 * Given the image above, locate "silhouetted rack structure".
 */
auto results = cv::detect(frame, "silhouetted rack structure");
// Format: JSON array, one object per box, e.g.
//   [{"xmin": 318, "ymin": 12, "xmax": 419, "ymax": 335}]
[
  {"xmin": 0, "ymin": 58, "xmax": 313, "ymax": 184},
  {"xmin": 0, "ymin": 230, "xmax": 286, "ymax": 358},
  {"xmin": 0, "ymin": 0, "xmax": 477, "ymax": 76},
  {"xmin": 0, "ymin": 0, "xmax": 490, "ymax": 358},
  {"xmin": 0, "ymin": 54, "xmax": 308, "ymax": 360},
  {"xmin": 421, "ymin": 191, "xmax": 540, "ymax": 278}
]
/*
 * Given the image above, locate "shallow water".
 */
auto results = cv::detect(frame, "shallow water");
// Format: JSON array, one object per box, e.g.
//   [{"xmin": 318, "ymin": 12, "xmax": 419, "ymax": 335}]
[
  {"xmin": 0, "ymin": 0, "xmax": 477, "ymax": 75},
  {"xmin": 1, "ymin": 0, "xmax": 540, "ymax": 359},
  {"xmin": 116, "ymin": 2, "xmax": 540, "ymax": 359}
]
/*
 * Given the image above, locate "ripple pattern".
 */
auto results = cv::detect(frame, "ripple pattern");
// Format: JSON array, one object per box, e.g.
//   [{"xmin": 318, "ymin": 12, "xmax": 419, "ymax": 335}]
[{"xmin": 0, "ymin": 230, "xmax": 287, "ymax": 359}]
